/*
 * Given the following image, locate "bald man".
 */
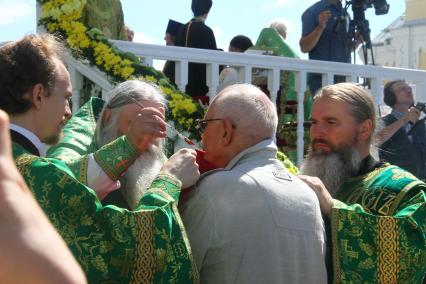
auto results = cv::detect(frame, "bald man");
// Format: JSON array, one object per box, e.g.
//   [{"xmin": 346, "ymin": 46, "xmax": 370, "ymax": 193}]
[{"xmin": 181, "ymin": 84, "xmax": 327, "ymax": 283}]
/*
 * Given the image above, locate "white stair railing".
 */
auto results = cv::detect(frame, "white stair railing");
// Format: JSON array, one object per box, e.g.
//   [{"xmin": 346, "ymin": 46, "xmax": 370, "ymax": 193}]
[{"xmin": 63, "ymin": 41, "xmax": 426, "ymax": 165}]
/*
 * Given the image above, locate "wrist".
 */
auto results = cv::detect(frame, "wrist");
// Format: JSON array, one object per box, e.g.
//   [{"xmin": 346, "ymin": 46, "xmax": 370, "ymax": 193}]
[
  {"xmin": 402, "ymin": 116, "xmax": 410, "ymax": 124},
  {"xmin": 126, "ymin": 134, "xmax": 147, "ymax": 154}
]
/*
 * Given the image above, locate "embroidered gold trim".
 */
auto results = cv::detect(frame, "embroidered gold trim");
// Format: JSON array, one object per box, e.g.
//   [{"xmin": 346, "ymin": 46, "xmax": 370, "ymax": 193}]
[
  {"xmin": 156, "ymin": 173, "xmax": 182, "ymax": 188},
  {"xmin": 15, "ymin": 153, "xmax": 37, "ymax": 172},
  {"xmin": 377, "ymin": 217, "xmax": 398, "ymax": 284},
  {"xmin": 94, "ymin": 136, "xmax": 138, "ymax": 180},
  {"xmin": 130, "ymin": 212, "xmax": 155, "ymax": 284},
  {"xmin": 389, "ymin": 180, "xmax": 423, "ymax": 215},
  {"xmin": 149, "ymin": 189, "xmax": 175, "ymax": 202},
  {"xmin": 331, "ymin": 209, "xmax": 341, "ymax": 284},
  {"xmin": 171, "ymin": 202, "xmax": 200, "ymax": 283},
  {"xmin": 79, "ymin": 155, "xmax": 89, "ymax": 184},
  {"xmin": 346, "ymin": 163, "xmax": 387, "ymax": 184}
]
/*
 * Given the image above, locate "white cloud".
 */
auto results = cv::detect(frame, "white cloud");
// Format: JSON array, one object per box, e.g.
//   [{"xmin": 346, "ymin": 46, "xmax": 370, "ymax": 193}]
[
  {"xmin": 133, "ymin": 32, "xmax": 158, "ymax": 45},
  {"xmin": 0, "ymin": 0, "xmax": 34, "ymax": 26}
]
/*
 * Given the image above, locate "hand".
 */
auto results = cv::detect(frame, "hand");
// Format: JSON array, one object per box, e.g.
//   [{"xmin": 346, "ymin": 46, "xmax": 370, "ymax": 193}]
[
  {"xmin": 298, "ymin": 175, "xmax": 333, "ymax": 216},
  {"xmin": 318, "ymin": 10, "xmax": 332, "ymax": 29},
  {"xmin": 160, "ymin": 148, "xmax": 200, "ymax": 188},
  {"xmin": 0, "ymin": 110, "xmax": 86, "ymax": 283},
  {"xmin": 127, "ymin": 107, "xmax": 167, "ymax": 153},
  {"xmin": 404, "ymin": 106, "xmax": 421, "ymax": 124}
]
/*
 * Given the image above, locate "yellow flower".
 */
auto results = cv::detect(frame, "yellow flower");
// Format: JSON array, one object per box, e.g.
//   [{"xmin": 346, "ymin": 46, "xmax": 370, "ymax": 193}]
[
  {"xmin": 170, "ymin": 93, "xmax": 184, "ymax": 101},
  {"xmin": 182, "ymin": 100, "xmax": 197, "ymax": 114},
  {"xmin": 121, "ymin": 66, "xmax": 135, "ymax": 79},
  {"xmin": 145, "ymin": 75, "xmax": 157, "ymax": 83},
  {"xmin": 39, "ymin": 0, "xmax": 203, "ymax": 140}
]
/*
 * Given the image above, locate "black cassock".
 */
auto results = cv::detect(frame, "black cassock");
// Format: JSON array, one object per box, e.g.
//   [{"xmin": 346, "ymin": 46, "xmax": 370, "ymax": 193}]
[{"xmin": 166, "ymin": 18, "xmax": 216, "ymax": 99}]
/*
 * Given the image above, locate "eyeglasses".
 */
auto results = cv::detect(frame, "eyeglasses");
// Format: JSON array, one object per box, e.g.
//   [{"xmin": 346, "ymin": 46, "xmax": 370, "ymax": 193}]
[{"xmin": 195, "ymin": 118, "xmax": 225, "ymax": 132}]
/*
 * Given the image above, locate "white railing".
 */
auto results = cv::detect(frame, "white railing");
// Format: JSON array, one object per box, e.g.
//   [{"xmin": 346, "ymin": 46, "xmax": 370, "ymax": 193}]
[{"xmin": 64, "ymin": 40, "xmax": 426, "ymax": 165}]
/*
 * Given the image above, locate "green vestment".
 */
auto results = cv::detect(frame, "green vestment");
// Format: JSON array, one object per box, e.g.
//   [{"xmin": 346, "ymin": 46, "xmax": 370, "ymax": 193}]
[
  {"xmin": 254, "ymin": 28, "xmax": 312, "ymax": 163},
  {"xmin": 13, "ymin": 98, "xmax": 199, "ymax": 283},
  {"xmin": 254, "ymin": 27, "xmax": 312, "ymax": 121},
  {"xmin": 331, "ymin": 164, "xmax": 426, "ymax": 283},
  {"xmin": 47, "ymin": 97, "xmax": 107, "ymax": 182},
  {"xmin": 81, "ymin": 0, "xmax": 127, "ymax": 40}
]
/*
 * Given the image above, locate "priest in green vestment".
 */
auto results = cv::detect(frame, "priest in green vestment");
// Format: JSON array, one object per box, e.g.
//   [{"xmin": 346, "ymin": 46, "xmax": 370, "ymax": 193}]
[
  {"xmin": 253, "ymin": 21, "xmax": 312, "ymax": 163},
  {"xmin": 81, "ymin": 0, "xmax": 128, "ymax": 40},
  {"xmin": 48, "ymin": 80, "xmax": 170, "ymax": 210},
  {"xmin": 299, "ymin": 83, "xmax": 425, "ymax": 283},
  {"xmin": 0, "ymin": 34, "xmax": 199, "ymax": 283}
]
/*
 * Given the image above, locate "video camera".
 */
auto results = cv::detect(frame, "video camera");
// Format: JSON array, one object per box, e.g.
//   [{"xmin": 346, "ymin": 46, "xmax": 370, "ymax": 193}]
[
  {"xmin": 345, "ymin": 0, "xmax": 389, "ymax": 49},
  {"xmin": 415, "ymin": 102, "xmax": 426, "ymax": 113},
  {"xmin": 351, "ymin": 0, "xmax": 389, "ymax": 15}
]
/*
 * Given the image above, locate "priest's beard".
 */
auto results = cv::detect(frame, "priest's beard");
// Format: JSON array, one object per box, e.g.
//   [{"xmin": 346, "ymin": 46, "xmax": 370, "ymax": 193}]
[
  {"xmin": 119, "ymin": 141, "xmax": 166, "ymax": 209},
  {"xmin": 301, "ymin": 138, "xmax": 362, "ymax": 197},
  {"xmin": 97, "ymin": 115, "xmax": 166, "ymax": 209}
]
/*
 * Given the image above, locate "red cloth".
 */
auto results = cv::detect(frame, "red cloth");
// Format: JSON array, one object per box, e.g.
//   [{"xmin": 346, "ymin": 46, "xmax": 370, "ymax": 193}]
[
  {"xmin": 195, "ymin": 149, "xmax": 218, "ymax": 173},
  {"xmin": 192, "ymin": 96, "xmax": 210, "ymax": 105}
]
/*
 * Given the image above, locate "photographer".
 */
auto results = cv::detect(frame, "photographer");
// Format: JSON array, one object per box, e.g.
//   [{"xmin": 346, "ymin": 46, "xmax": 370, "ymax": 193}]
[
  {"xmin": 300, "ymin": 0, "xmax": 352, "ymax": 95},
  {"xmin": 377, "ymin": 80, "xmax": 426, "ymax": 180}
]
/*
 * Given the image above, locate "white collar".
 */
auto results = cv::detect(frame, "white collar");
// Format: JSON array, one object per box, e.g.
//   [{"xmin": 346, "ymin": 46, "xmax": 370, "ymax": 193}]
[{"xmin": 9, "ymin": 123, "xmax": 47, "ymax": 157}]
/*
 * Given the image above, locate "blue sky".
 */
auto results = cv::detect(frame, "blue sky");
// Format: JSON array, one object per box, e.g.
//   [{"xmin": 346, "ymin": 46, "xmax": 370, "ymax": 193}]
[{"xmin": 0, "ymin": 0, "xmax": 405, "ymax": 61}]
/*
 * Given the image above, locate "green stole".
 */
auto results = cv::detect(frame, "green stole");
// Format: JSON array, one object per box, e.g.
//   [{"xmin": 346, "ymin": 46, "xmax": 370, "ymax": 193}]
[{"xmin": 331, "ymin": 164, "xmax": 426, "ymax": 283}]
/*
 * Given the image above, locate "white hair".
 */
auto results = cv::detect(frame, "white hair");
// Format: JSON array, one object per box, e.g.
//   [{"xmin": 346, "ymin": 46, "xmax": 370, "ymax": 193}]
[
  {"xmin": 269, "ymin": 20, "xmax": 287, "ymax": 39},
  {"xmin": 212, "ymin": 83, "xmax": 278, "ymax": 143},
  {"xmin": 95, "ymin": 80, "xmax": 167, "ymax": 146},
  {"xmin": 120, "ymin": 141, "xmax": 166, "ymax": 209}
]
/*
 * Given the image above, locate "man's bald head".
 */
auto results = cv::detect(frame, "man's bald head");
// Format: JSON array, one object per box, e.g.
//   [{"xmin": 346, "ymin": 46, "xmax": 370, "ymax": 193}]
[{"xmin": 211, "ymin": 84, "xmax": 278, "ymax": 145}]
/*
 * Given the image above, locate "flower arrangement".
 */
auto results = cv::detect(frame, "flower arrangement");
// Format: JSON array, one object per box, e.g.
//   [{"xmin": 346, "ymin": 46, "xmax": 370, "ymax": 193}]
[
  {"xmin": 36, "ymin": 0, "xmax": 204, "ymax": 140},
  {"xmin": 36, "ymin": 0, "xmax": 298, "ymax": 170}
]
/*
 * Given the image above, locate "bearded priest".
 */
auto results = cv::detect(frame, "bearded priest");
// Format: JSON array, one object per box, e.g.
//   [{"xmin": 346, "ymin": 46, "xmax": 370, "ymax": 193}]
[{"xmin": 0, "ymin": 34, "xmax": 200, "ymax": 283}]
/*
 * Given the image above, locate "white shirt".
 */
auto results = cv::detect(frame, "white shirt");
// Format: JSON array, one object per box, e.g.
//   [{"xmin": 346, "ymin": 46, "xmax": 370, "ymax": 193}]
[
  {"xmin": 10, "ymin": 123, "xmax": 119, "ymax": 198},
  {"xmin": 10, "ymin": 123, "xmax": 47, "ymax": 156}
]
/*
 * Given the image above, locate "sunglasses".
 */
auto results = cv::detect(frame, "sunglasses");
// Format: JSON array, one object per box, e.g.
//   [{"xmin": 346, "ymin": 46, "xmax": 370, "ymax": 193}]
[{"xmin": 195, "ymin": 118, "xmax": 225, "ymax": 132}]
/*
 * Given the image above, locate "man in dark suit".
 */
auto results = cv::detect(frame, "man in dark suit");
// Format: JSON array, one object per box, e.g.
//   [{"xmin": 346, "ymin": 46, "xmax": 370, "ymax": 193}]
[{"xmin": 176, "ymin": 0, "xmax": 217, "ymax": 102}]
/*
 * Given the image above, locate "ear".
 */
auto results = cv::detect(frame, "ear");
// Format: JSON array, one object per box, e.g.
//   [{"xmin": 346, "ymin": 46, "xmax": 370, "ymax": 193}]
[
  {"xmin": 221, "ymin": 118, "xmax": 234, "ymax": 146},
  {"xmin": 102, "ymin": 108, "xmax": 112, "ymax": 125},
  {"xmin": 31, "ymin": 84, "xmax": 45, "ymax": 110},
  {"xmin": 359, "ymin": 119, "xmax": 373, "ymax": 142}
]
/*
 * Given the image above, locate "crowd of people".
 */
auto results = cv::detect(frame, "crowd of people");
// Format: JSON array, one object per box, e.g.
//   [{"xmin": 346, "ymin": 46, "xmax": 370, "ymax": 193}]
[{"xmin": 0, "ymin": 0, "xmax": 425, "ymax": 283}]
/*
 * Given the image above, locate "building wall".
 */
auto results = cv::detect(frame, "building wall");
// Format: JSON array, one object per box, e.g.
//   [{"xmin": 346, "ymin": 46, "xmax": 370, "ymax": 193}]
[
  {"xmin": 406, "ymin": 0, "xmax": 426, "ymax": 21},
  {"xmin": 420, "ymin": 49, "xmax": 426, "ymax": 69},
  {"xmin": 369, "ymin": 0, "xmax": 426, "ymax": 70},
  {"xmin": 363, "ymin": 0, "xmax": 426, "ymax": 69}
]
